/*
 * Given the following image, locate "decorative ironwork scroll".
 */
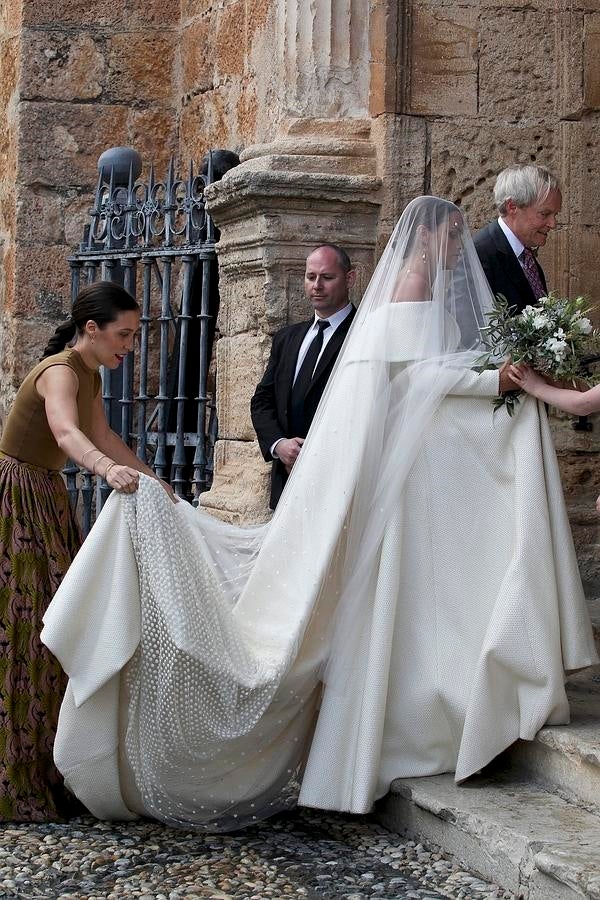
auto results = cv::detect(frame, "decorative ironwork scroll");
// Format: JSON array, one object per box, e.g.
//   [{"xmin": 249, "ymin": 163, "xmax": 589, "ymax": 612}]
[{"xmin": 65, "ymin": 150, "xmax": 220, "ymax": 532}]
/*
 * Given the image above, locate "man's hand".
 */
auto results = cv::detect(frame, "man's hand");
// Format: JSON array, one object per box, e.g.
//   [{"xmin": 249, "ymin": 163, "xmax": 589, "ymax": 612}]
[
  {"xmin": 275, "ymin": 437, "xmax": 304, "ymax": 471},
  {"xmin": 498, "ymin": 360, "xmax": 519, "ymax": 394}
]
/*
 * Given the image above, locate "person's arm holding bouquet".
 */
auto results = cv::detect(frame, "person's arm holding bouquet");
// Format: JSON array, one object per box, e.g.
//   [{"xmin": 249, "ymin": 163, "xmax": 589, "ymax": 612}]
[{"xmin": 510, "ymin": 364, "xmax": 600, "ymax": 416}]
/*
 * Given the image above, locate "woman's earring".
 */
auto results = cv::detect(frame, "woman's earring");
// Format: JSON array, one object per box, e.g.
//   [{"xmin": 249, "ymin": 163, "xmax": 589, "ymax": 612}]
[{"xmin": 421, "ymin": 250, "xmax": 427, "ymax": 262}]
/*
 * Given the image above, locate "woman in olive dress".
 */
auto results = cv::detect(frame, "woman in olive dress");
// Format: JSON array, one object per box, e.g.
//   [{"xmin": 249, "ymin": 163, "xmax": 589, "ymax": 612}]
[{"xmin": 0, "ymin": 280, "xmax": 170, "ymax": 821}]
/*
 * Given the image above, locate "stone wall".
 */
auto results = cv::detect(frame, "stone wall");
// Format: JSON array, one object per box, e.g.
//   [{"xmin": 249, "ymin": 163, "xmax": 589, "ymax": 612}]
[
  {"xmin": 0, "ymin": 0, "xmax": 180, "ymax": 422},
  {"xmin": 179, "ymin": 0, "xmax": 279, "ymax": 160},
  {"xmin": 0, "ymin": 0, "xmax": 21, "ymax": 418}
]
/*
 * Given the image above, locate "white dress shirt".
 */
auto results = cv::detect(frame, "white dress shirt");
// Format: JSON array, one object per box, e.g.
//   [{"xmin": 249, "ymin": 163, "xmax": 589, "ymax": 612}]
[{"xmin": 498, "ymin": 217, "xmax": 526, "ymax": 269}]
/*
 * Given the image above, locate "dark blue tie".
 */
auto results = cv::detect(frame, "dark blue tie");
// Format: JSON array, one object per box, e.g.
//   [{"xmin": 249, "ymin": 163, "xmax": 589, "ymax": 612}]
[{"xmin": 289, "ymin": 320, "xmax": 330, "ymax": 437}]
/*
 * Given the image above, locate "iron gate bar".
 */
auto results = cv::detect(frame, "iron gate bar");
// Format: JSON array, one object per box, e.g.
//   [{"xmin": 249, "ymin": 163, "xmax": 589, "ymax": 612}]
[{"xmin": 65, "ymin": 151, "xmax": 220, "ymax": 533}]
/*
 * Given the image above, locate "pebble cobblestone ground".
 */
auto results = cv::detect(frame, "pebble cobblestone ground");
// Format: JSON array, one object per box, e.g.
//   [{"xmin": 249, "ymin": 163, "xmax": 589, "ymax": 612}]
[{"xmin": 0, "ymin": 809, "xmax": 514, "ymax": 900}]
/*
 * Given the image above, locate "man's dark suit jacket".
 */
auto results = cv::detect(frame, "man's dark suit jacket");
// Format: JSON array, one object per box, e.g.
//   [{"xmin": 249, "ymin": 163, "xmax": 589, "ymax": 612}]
[
  {"xmin": 251, "ymin": 307, "xmax": 356, "ymax": 509},
  {"xmin": 474, "ymin": 220, "xmax": 548, "ymax": 313}
]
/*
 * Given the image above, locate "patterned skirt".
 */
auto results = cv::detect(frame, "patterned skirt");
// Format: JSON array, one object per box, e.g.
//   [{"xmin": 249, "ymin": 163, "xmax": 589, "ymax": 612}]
[{"xmin": 0, "ymin": 454, "xmax": 81, "ymax": 821}]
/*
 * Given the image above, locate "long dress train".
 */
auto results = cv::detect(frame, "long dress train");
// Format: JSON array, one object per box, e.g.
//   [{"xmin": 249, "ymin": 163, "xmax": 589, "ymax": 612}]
[{"xmin": 41, "ymin": 302, "xmax": 599, "ymax": 830}]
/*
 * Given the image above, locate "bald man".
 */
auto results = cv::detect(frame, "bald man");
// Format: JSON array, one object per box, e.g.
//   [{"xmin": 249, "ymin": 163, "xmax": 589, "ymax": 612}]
[{"xmin": 251, "ymin": 244, "xmax": 356, "ymax": 509}]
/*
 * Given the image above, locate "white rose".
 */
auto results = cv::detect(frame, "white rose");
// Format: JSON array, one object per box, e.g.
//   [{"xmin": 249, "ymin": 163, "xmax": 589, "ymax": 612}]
[
  {"xmin": 532, "ymin": 313, "xmax": 549, "ymax": 329},
  {"xmin": 545, "ymin": 337, "xmax": 568, "ymax": 360},
  {"xmin": 521, "ymin": 305, "xmax": 536, "ymax": 319},
  {"xmin": 575, "ymin": 317, "xmax": 593, "ymax": 335}
]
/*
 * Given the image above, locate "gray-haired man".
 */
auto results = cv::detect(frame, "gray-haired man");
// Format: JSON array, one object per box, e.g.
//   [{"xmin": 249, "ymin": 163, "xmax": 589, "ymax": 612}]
[{"xmin": 474, "ymin": 164, "xmax": 561, "ymax": 313}]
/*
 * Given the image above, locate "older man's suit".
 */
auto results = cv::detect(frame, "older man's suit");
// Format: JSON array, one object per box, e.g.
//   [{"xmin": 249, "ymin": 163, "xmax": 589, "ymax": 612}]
[
  {"xmin": 251, "ymin": 308, "xmax": 356, "ymax": 509},
  {"xmin": 474, "ymin": 220, "xmax": 548, "ymax": 313}
]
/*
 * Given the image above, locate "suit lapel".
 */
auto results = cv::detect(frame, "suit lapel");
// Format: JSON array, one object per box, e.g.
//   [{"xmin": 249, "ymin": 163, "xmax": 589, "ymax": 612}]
[
  {"xmin": 491, "ymin": 222, "xmax": 537, "ymax": 306},
  {"xmin": 535, "ymin": 256, "xmax": 548, "ymax": 294},
  {"xmin": 284, "ymin": 321, "xmax": 313, "ymax": 393},
  {"xmin": 281, "ymin": 320, "xmax": 313, "ymax": 434}
]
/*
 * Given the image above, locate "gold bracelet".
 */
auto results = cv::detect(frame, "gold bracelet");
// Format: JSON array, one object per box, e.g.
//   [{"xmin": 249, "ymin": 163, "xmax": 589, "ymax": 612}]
[
  {"xmin": 92, "ymin": 454, "xmax": 108, "ymax": 475},
  {"xmin": 104, "ymin": 461, "xmax": 117, "ymax": 479},
  {"xmin": 81, "ymin": 447, "xmax": 103, "ymax": 468}
]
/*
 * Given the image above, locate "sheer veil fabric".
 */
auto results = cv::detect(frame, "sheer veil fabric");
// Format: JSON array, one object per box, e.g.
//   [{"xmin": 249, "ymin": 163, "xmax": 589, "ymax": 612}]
[{"xmin": 42, "ymin": 197, "xmax": 598, "ymax": 830}]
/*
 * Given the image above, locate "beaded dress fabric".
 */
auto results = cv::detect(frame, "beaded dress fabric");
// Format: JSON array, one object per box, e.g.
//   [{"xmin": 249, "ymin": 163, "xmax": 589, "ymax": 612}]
[{"xmin": 42, "ymin": 198, "xmax": 598, "ymax": 829}]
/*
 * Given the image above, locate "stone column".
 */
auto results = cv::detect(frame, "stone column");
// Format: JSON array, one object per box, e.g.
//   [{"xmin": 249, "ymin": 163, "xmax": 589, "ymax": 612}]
[
  {"xmin": 200, "ymin": 0, "xmax": 385, "ymax": 522},
  {"xmin": 278, "ymin": 0, "xmax": 370, "ymax": 118}
]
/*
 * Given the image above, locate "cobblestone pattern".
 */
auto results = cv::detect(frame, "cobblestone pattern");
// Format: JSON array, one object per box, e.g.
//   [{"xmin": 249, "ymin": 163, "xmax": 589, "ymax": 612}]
[{"xmin": 0, "ymin": 809, "xmax": 514, "ymax": 899}]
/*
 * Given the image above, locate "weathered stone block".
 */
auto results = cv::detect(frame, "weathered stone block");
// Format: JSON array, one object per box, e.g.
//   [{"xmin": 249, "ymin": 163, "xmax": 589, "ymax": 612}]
[
  {"xmin": 0, "ymin": 240, "xmax": 16, "ymax": 317},
  {"xmin": 215, "ymin": 0, "xmax": 246, "ymax": 80},
  {"xmin": 0, "ymin": 0, "xmax": 22, "ymax": 31},
  {"xmin": 479, "ymin": 0, "xmax": 561, "ymax": 7},
  {"xmin": 21, "ymin": 31, "xmax": 105, "ymax": 102},
  {"xmin": 22, "ymin": 0, "xmax": 123, "ymax": 25},
  {"xmin": 22, "ymin": 0, "xmax": 179, "ymax": 28},
  {"xmin": 0, "ymin": 314, "xmax": 63, "ymax": 398},
  {"xmin": 370, "ymin": 114, "xmax": 427, "ymax": 243},
  {"xmin": 430, "ymin": 122, "xmax": 558, "ymax": 230},
  {"xmin": 479, "ymin": 9, "xmax": 557, "ymax": 120},
  {"xmin": 200, "ymin": 438, "xmax": 271, "ymax": 524},
  {"xmin": 127, "ymin": 108, "xmax": 178, "ymax": 174},
  {"xmin": 64, "ymin": 193, "xmax": 94, "ymax": 248},
  {"xmin": 180, "ymin": 90, "xmax": 233, "ymax": 161},
  {"xmin": 18, "ymin": 102, "xmax": 129, "ymax": 188},
  {"xmin": 13, "ymin": 243, "xmax": 71, "ymax": 317},
  {"xmin": 236, "ymin": 80, "xmax": 258, "ymax": 143},
  {"xmin": 107, "ymin": 32, "xmax": 175, "ymax": 103},
  {"xmin": 216, "ymin": 269, "xmax": 270, "ymax": 336},
  {"xmin": 180, "ymin": 17, "xmax": 213, "ymax": 96},
  {"xmin": 566, "ymin": 228, "xmax": 600, "ymax": 313},
  {"xmin": 0, "ymin": 36, "xmax": 19, "ymax": 113},
  {"xmin": 555, "ymin": 10, "xmax": 585, "ymax": 119},
  {"xmin": 181, "ymin": 0, "xmax": 214, "ymax": 23},
  {"xmin": 368, "ymin": 0, "xmax": 399, "ymax": 116},
  {"xmin": 15, "ymin": 189, "xmax": 65, "ymax": 245},
  {"xmin": 0, "ymin": 192, "xmax": 16, "ymax": 238},
  {"xmin": 585, "ymin": 13, "xmax": 600, "ymax": 108},
  {"xmin": 407, "ymin": 5, "xmax": 478, "ymax": 117},
  {"xmin": 559, "ymin": 122, "xmax": 600, "ymax": 230},
  {"xmin": 558, "ymin": 453, "xmax": 600, "ymax": 496},
  {"xmin": 216, "ymin": 332, "xmax": 266, "ymax": 440},
  {"xmin": 246, "ymin": 0, "xmax": 271, "ymax": 38}
]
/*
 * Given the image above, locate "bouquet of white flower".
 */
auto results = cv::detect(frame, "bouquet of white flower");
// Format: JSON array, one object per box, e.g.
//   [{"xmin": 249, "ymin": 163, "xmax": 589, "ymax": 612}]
[{"xmin": 478, "ymin": 292, "xmax": 600, "ymax": 415}]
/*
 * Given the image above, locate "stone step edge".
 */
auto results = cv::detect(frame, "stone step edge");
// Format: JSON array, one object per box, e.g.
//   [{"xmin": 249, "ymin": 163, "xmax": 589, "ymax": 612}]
[
  {"xmin": 497, "ymin": 670, "xmax": 600, "ymax": 815},
  {"xmin": 375, "ymin": 773, "xmax": 600, "ymax": 899},
  {"xmin": 531, "ymin": 682, "xmax": 600, "ymax": 769}
]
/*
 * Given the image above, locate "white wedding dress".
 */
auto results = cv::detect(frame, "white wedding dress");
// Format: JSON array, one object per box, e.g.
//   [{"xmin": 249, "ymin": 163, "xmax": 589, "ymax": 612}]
[{"xmin": 42, "ymin": 300, "xmax": 599, "ymax": 829}]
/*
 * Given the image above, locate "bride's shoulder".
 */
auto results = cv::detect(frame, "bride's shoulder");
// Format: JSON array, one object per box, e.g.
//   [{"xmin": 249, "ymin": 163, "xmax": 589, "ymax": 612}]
[
  {"xmin": 392, "ymin": 271, "xmax": 430, "ymax": 303},
  {"xmin": 344, "ymin": 301, "xmax": 434, "ymax": 363}
]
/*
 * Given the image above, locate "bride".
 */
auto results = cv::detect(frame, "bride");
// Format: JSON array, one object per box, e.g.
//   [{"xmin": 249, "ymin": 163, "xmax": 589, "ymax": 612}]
[{"xmin": 41, "ymin": 196, "xmax": 598, "ymax": 830}]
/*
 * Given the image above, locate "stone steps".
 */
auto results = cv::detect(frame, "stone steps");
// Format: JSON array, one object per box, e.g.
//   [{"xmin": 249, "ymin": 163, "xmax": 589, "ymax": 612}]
[
  {"xmin": 376, "ymin": 771, "xmax": 600, "ymax": 899},
  {"xmin": 375, "ymin": 667, "xmax": 600, "ymax": 898},
  {"xmin": 503, "ymin": 669, "xmax": 600, "ymax": 813}
]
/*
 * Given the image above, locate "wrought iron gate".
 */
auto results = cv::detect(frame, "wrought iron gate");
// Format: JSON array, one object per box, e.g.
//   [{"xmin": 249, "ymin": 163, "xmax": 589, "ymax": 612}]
[{"xmin": 64, "ymin": 150, "xmax": 220, "ymax": 533}]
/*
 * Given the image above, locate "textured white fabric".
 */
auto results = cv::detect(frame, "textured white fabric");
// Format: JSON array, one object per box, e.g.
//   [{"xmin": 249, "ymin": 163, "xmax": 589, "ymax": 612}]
[{"xmin": 41, "ymin": 197, "xmax": 599, "ymax": 830}]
